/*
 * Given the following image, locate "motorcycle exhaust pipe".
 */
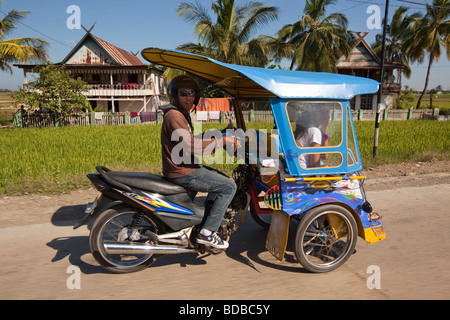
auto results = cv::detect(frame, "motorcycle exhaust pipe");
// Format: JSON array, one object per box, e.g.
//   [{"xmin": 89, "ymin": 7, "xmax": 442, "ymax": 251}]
[{"xmin": 103, "ymin": 241, "xmax": 197, "ymax": 255}]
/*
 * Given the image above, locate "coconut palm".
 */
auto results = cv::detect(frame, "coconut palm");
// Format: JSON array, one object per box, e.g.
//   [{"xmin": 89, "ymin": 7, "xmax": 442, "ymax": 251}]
[
  {"xmin": 408, "ymin": 0, "xmax": 449, "ymax": 108},
  {"xmin": 176, "ymin": 0, "xmax": 279, "ymax": 67},
  {"xmin": 372, "ymin": 7, "xmax": 421, "ymax": 80},
  {"xmin": 272, "ymin": 0, "xmax": 354, "ymax": 72},
  {"xmin": 0, "ymin": 2, "xmax": 48, "ymax": 73},
  {"xmin": 371, "ymin": 6, "xmax": 421, "ymax": 107}
]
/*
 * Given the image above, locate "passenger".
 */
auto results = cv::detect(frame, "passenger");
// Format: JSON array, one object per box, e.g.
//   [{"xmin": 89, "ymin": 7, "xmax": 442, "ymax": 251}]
[{"xmin": 292, "ymin": 107, "xmax": 330, "ymax": 168}]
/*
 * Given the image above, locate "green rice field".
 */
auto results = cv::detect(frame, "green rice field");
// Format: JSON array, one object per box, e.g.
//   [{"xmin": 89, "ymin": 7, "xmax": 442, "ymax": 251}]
[{"xmin": 0, "ymin": 120, "xmax": 449, "ymax": 195}]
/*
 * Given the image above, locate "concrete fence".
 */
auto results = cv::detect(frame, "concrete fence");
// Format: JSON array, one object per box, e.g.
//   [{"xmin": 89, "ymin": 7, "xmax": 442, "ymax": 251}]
[{"xmin": 11, "ymin": 108, "xmax": 448, "ymax": 128}]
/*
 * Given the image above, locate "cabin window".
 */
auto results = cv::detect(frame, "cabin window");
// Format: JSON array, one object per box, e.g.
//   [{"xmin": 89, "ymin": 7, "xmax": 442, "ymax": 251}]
[{"xmin": 286, "ymin": 101, "xmax": 343, "ymax": 169}]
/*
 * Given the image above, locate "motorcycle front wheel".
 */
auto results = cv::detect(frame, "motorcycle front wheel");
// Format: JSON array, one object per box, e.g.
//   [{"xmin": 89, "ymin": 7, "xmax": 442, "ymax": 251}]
[
  {"xmin": 89, "ymin": 205, "xmax": 164, "ymax": 274},
  {"xmin": 294, "ymin": 204, "xmax": 358, "ymax": 273}
]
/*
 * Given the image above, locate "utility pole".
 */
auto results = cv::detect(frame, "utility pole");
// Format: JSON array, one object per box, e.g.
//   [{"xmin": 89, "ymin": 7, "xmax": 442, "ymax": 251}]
[{"xmin": 373, "ymin": 0, "xmax": 390, "ymax": 157}]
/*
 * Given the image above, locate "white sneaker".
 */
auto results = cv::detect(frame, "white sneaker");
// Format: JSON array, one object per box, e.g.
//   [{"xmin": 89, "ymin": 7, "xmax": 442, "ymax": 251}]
[{"xmin": 196, "ymin": 231, "xmax": 229, "ymax": 249}]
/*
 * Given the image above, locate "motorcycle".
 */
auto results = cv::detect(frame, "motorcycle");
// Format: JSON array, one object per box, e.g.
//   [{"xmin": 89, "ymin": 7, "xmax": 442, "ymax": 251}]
[
  {"xmin": 73, "ymin": 165, "xmax": 248, "ymax": 274},
  {"xmin": 74, "ymin": 47, "xmax": 386, "ymax": 274}
]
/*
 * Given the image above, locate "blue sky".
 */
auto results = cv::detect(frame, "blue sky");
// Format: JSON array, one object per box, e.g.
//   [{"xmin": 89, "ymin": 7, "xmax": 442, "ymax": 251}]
[{"xmin": 0, "ymin": 0, "xmax": 448, "ymax": 91}]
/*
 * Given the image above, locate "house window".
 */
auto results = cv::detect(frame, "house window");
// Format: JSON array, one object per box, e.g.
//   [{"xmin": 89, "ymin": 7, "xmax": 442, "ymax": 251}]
[{"xmin": 360, "ymin": 95, "xmax": 374, "ymax": 110}]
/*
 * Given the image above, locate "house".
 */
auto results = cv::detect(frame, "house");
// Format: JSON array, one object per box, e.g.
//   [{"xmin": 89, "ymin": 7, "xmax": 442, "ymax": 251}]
[
  {"xmin": 15, "ymin": 30, "xmax": 168, "ymax": 113},
  {"xmin": 337, "ymin": 32, "xmax": 404, "ymax": 110}
]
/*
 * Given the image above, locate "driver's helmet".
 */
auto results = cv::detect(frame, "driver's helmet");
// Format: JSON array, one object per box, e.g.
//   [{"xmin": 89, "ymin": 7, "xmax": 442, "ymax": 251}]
[{"xmin": 167, "ymin": 75, "xmax": 201, "ymax": 107}]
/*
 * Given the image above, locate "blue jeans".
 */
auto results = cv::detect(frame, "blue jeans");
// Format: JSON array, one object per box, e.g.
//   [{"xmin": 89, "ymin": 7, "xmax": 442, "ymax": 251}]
[{"xmin": 169, "ymin": 166, "xmax": 237, "ymax": 232}]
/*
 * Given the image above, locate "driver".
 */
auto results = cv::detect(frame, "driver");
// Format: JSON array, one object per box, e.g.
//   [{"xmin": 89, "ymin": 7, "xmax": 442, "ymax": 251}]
[{"xmin": 161, "ymin": 75, "xmax": 237, "ymax": 250}]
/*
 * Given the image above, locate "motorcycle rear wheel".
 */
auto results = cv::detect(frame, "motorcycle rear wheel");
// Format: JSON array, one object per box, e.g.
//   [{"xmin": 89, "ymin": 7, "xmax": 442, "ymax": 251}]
[
  {"xmin": 294, "ymin": 204, "xmax": 358, "ymax": 273},
  {"xmin": 89, "ymin": 205, "xmax": 164, "ymax": 274}
]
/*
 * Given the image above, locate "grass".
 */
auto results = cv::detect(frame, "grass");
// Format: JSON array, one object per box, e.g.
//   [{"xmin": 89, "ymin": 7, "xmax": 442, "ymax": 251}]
[
  {"xmin": 0, "ymin": 92, "xmax": 16, "ymax": 126},
  {"xmin": 355, "ymin": 120, "xmax": 450, "ymax": 167},
  {"xmin": 0, "ymin": 92, "xmax": 13, "ymax": 107},
  {"xmin": 411, "ymin": 93, "xmax": 450, "ymax": 113},
  {"xmin": 0, "ymin": 120, "xmax": 449, "ymax": 196}
]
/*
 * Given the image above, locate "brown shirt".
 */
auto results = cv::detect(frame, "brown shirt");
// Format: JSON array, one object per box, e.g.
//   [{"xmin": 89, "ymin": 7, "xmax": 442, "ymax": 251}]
[{"xmin": 161, "ymin": 107, "xmax": 222, "ymax": 179}]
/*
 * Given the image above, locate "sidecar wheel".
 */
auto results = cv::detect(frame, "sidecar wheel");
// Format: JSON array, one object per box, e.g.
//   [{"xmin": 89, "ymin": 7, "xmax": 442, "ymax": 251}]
[
  {"xmin": 294, "ymin": 205, "xmax": 358, "ymax": 273},
  {"xmin": 89, "ymin": 205, "xmax": 164, "ymax": 274}
]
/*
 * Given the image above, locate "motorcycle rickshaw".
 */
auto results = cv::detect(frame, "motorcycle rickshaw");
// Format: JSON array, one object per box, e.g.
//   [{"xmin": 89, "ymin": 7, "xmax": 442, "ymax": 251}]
[{"xmin": 140, "ymin": 48, "xmax": 386, "ymax": 273}]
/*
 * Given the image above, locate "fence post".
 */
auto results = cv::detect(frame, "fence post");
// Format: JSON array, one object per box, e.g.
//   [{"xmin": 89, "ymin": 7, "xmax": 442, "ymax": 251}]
[
  {"xmin": 408, "ymin": 108, "xmax": 413, "ymax": 120},
  {"xmin": 383, "ymin": 108, "xmax": 389, "ymax": 121},
  {"xmin": 13, "ymin": 112, "xmax": 22, "ymax": 128},
  {"xmin": 220, "ymin": 111, "xmax": 225, "ymax": 124},
  {"xmin": 89, "ymin": 112, "xmax": 96, "ymax": 126},
  {"xmin": 433, "ymin": 108, "xmax": 439, "ymax": 119},
  {"xmin": 333, "ymin": 108, "xmax": 339, "ymax": 121},
  {"xmin": 249, "ymin": 109, "xmax": 254, "ymax": 122},
  {"xmin": 124, "ymin": 112, "xmax": 130, "ymax": 125},
  {"xmin": 358, "ymin": 109, "xmax": 364, "ymax": 121},
  {"xmin": 157, "ymin": 111, "xmax": 163, "ymax": 124}
]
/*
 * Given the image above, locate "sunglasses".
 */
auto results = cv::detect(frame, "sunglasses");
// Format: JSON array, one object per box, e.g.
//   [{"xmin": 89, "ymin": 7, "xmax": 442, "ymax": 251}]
[{"xmin": 178, "ymin": 90, "xmax": 195, "ymax": 97}]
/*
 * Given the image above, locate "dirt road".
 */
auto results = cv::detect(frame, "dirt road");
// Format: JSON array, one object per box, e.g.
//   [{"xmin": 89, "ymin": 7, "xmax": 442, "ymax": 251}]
[{"xmin": 1, "ymin": 161, "xmax": 449, "ymax": 300}]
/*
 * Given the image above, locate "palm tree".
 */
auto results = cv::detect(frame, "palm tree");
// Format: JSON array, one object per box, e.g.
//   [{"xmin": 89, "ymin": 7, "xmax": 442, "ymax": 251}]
[
  {"xmin": 0, "ymin": 2, "xmax": 48, "ymax": 73},
  {"xmin": 271, "ymin": 0, "xmax": 354, "ymax": 72},
  {"xmin": 372, "ymin": 7, "xmax": 421, "ymax": 80},
  {"xmin": 408, "ymin": 0, "xmax": 449, "ymax": 108},
  {"xmin": 176, "ymin": 0, "xmax": 279, "ymax": 67}
]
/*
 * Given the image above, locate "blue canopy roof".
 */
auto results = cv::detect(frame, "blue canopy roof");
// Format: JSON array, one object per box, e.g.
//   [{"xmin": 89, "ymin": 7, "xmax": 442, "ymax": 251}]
[{"xmin": 141, "ymin": 48, "xmax": 380, "ymax": 100}]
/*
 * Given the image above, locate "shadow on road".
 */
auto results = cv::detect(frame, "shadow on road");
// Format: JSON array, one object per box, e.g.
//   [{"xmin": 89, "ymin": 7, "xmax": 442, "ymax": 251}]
[
  {"xmin": 46, "ymin": 236, "xmax": 107, "ymax": 274},
  {"xmin": 225, "ymin": 217, "xmax": 307, "ymax": 274},
  {"xmin": 48, "ymin": 202, "xmax": 307, "ymax": 274},
  {"xmin": 51, "ymin": 204, "xmax": 88, "ymax": 228}
]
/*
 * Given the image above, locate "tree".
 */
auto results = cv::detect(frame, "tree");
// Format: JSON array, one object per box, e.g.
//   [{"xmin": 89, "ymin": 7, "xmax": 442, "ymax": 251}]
[
  {"xmin": 371, "ymin": 6, "xmax": 421, "ymax": 108},
  {"xmin": 372, "ymin": 7, "xmax": 421, "ymax": 81},
  {"xmin": 408, "ymin": 0, "xmax": 450, "ymax": 108},
  {"xmin": 399, "ymin": 85, "xmax": 415, "ymax": 109},
  {"xmin": 271, "ymin": 0, "xmax": 354, "ymax": 72},
  {"xmin": 11, "ymin": 65, "xmax": 91, "ymax": 125},
  {"xmin": 0, "ymin": 0, "xmax": 48, "ymax": 73},
  {"xmin": 176, "ymin": 0, "xmax": 279, "ymax": 67}
]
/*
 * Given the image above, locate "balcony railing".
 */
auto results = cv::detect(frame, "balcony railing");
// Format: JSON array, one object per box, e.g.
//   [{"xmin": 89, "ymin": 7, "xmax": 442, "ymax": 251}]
[
  {"xmin": 22, "ymin": 83, "xmax": 154, "ymax": 96},
  {"xmin": 84, "ymin": 83, "xmax": 153, "ymax": 96}
]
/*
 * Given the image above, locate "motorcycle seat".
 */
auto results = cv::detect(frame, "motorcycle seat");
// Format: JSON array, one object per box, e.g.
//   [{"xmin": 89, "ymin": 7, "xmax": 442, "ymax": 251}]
[{"xmin": 106, "ymin": 171, "xmax": 187, "ymax": 195}]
